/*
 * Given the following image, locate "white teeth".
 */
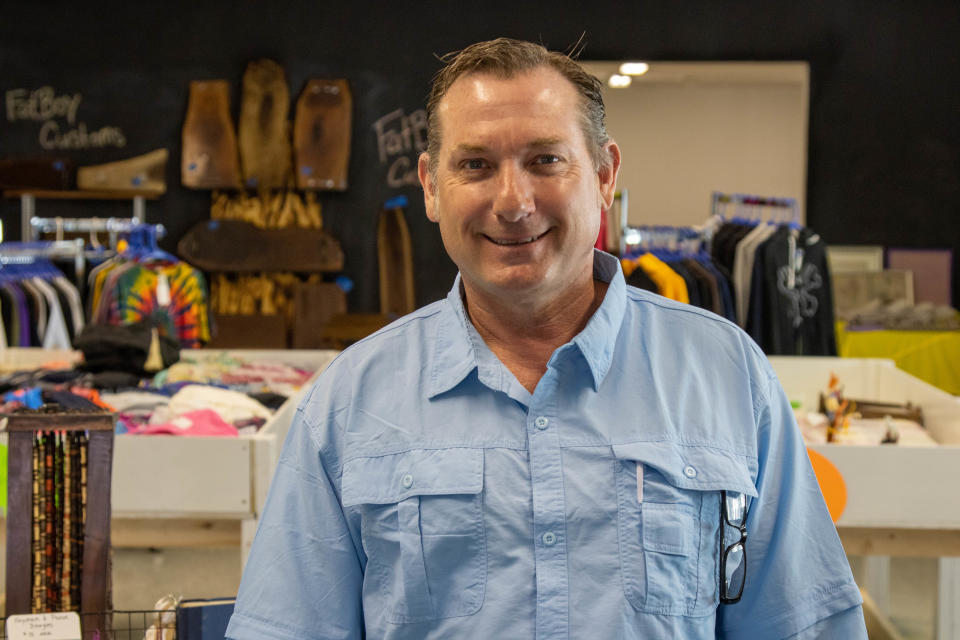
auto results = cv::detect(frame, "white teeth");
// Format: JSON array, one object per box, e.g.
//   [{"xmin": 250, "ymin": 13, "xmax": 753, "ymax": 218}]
[
  {"xmin": 492, "ymin": 236, "xmax": 536, "ymax": 245},
  {"xmin": 489, "ymin": 232, "xmax": 545, "ymax": 246}
]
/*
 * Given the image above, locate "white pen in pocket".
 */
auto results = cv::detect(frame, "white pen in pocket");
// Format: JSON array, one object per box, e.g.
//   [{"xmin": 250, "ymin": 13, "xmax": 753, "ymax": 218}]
[{"xmin": 636, "ymin": 462, "xmax": 643, "ymax": 503}]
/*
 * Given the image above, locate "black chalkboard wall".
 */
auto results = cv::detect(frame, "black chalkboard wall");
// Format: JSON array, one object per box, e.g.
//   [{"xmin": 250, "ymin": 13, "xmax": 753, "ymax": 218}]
[{"xmin": 2, "ymin": 1, "xmax": 958, "ymax": 310}]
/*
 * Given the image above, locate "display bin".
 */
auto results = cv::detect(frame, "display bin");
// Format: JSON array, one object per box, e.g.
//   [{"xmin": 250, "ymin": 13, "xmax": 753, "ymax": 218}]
[
  {"xmin": 769, "ymin": 356, "xmax": 960, "ymax": 532},
  {"xmin": 1, "ymin": 347, "xmax": 339, "ymax": 564},
  {"xmin": 769, "ymin": 356, "xmax": 960, "ymax": 640}
]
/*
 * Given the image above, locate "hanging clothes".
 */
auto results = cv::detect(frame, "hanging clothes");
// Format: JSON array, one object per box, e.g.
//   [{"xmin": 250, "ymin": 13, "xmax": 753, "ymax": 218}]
[
  {"xmin": 745, "ymin": 225, "xmax": 837, "ymax": 356},
  {"xmin": 87, "ymin": 246, "xmax": 211, "ymax": 349},
  {"xmin": 634, "ymin": 253, "xmax": 690, "ymax": 304},
  {"xmin": 709, "ymin": 216, "xmax": 837, "ymax": 356},
  {"xmin": 619, "ymin": 230, "xmax": 738, "ymax": 320},
  {"xmin": 732, "ymin": 223, "xmax": 778, "ymax": 327},
  {"xmin": 620, "ymin": 210, "xmax": 837, "ymax": 357},
  {"xmin": 0, "ymin": 257, "xmax": 83, "ymax": 350}
]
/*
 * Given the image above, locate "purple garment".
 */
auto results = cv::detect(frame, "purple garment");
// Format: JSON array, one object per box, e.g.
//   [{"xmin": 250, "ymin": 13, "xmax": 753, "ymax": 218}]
[{"xmin": 6, "ymin": 283, "xmax": 33, "ymax": 346}]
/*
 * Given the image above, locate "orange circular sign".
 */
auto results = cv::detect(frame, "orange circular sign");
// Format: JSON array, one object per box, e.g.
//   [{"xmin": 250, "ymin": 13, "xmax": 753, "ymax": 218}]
[{"xmin": 806, "ymin": 448, "xmax": 847, "ymax": 522}]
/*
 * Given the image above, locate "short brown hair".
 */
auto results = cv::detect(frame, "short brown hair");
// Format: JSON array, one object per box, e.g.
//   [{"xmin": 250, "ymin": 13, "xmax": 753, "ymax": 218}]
[{"xmin": 425, "ymin": 38, "xmax": 610, "ymax": 177}]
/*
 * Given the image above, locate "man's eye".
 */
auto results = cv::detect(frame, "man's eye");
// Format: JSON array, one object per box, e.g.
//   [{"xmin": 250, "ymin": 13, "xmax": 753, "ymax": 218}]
[
  {"xmin": 463, "ymin": 159, "xmax": 487, "ymax": 170},
  {"xmin": 535, "ymin": 154, "xmax": 561, "ymax": 165}
]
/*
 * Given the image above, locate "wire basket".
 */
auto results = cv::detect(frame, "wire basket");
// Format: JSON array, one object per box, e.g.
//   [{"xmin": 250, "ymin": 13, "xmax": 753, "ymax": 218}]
[{"xmin": 0, "ymin": 610, "xmax": 175, "ymax": 639}]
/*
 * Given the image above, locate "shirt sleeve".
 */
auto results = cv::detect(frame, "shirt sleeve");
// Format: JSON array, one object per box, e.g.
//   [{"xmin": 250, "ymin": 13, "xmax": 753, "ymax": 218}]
[
  {"xmin": 716, "ymin": 370, "xmax": 867, "ymax": 639},
  {"xmin": 226, "ymin": 393, "xmax": 364, "ymax": 640},
  {"xmin": 785, "ymin": 605, "xmax": 868, "ymax": 639}
]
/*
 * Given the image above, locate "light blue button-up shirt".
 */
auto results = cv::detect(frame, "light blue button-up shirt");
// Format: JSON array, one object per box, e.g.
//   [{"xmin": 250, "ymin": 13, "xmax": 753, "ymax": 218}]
[{"xmin": 227, "ymin": 250, "xmax": 866, "ymax": 640}]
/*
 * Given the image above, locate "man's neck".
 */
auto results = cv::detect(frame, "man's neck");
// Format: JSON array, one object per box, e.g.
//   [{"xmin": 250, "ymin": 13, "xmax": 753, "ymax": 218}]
[{"xmin": 463, "ymin": 275, "xmax": 609, "ymax": 394}]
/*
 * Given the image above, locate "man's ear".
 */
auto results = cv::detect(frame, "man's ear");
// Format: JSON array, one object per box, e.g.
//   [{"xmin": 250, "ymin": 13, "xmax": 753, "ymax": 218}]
[
  {"xmin": 418, "ymin": 153, "xmax": 439, "ymax": 222},
  {"xmin": 597, "ymin": 141, "xmax": 622, "ymax": 210}
]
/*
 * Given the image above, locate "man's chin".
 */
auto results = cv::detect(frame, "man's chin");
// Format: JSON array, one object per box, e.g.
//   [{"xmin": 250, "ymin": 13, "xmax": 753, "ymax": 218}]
[{"xmin": 464, "ymin": 268, "xmax": 553, "ymax": 301}]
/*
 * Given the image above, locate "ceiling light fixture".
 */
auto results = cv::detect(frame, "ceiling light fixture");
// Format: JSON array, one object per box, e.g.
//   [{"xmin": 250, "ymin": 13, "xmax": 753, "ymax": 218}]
[
  {"xmin": 608, "ymin": 74, "xmax": 632, "ymax": 88},
  {"xmin": 619, "ymin": 62, "xmax": 650, "ymax": 76}
]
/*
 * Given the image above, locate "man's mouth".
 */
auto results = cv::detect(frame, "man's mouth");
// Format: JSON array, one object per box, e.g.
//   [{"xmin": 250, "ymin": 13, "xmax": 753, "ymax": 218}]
[{"xmin": 485, "ymin": 229, "xmax": 550, "ymax": 246}]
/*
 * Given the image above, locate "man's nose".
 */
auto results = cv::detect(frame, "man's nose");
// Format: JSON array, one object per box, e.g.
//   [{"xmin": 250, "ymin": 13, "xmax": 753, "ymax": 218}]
[{"xmin": 493, "ymin": 164, "xmax": 534, "ymax": 222}]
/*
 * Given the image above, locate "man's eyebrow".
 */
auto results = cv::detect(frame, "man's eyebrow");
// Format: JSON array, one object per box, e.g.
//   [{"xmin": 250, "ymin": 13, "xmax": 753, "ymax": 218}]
[
  {"xmin": 528, "ymin": 137, "xmax": 564, "ymax": 148},
  {"xmin": 454, "ymin": 143, "xmax": 488, "ymax": 154},
  {"xmin": 452, "ymin": 138, "xmax": 565, "ymax": 155}
]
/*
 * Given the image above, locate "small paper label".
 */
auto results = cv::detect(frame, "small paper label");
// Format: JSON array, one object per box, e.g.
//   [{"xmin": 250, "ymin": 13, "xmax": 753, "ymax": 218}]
[
  {"xmin": 636, "ymin": 462, "xmax": 644, "ymax": 503},
  {"xmin": 6, "ymin": 612, "xmax": 82, "ymax": 640},
  {"xmin": 156, "ymin": 273, "xmax": 171, "ymax": 307}
]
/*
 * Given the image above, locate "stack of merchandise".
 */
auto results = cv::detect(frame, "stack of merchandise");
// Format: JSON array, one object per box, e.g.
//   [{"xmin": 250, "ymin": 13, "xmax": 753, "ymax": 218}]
[{"xmin": 1, "ymin": 353, "xmax": 315, "ymax": 437}]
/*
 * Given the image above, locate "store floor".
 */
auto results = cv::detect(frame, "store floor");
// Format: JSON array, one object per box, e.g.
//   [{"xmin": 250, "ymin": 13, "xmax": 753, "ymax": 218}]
[{"xmin": 109, "ymin": 550, "xmax": 941, "ymax": 639}]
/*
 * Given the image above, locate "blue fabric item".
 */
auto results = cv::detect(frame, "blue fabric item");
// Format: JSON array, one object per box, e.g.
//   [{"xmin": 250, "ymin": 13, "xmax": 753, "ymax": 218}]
[
  {"xmin": 4, "ymin": 387, "xmax": 43, "ymax": 409},
  {"xmin": 227, "ymin": 250, "xmax": 865, "ymax": 640}
]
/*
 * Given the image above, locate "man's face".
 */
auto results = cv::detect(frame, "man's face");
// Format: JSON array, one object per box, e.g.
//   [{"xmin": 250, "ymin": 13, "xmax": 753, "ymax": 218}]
[{"xmin": 419, "ymin": 66, "xmax": 620, "ymax": 306}]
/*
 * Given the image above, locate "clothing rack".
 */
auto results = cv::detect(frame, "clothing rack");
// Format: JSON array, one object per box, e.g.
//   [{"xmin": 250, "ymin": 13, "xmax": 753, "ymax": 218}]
[
  {"xmin": 710, "ymin": 191, "xmax": 799, "ymax": 226},
  {"xmin": 622, "ymin": 224, "xmax": 705, "ymax": 258},
  {"xmin": 0, "ymin": 239, "xmax": 87, "ymax": 283},
  {"xmin": 29, "ymin": 216, "xmax": 166, "ymax": 251}
]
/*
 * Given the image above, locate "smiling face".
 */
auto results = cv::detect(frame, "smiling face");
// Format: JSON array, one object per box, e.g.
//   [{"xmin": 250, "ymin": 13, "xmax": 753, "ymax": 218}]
[{"xmin": 419, "ymin": 66, "xmax": 620, "ymax": 310}]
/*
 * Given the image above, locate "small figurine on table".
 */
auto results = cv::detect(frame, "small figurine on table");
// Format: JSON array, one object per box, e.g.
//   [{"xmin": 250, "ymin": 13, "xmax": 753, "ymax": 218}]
[{"xmin": 823, "ymin": 373, "xmax": 856, "ymax": 443}]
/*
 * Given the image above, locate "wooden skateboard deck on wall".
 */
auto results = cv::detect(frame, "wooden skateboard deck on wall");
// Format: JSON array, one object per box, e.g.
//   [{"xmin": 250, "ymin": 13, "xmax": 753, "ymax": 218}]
[
  {"xmin": 238, "ymin": 59, "xmax": 292, "ymax": 190},
  {"xmin": 377, "ymin": 197, "xmax": 415, "ymax": 316},
  {"xmin": 77, "ymin": 148, "xmax": 168, "ymax": 193},
  {"xmin": 181, "ymin": 80, "xmax": 241, "ymax": 189},
  {"xmin": 294, "ymin": 79, "xmax": 352, "ymax": 191},
  {"xmin": 178, "ymin": 219, "xmax": 343, "ymax": 272}
]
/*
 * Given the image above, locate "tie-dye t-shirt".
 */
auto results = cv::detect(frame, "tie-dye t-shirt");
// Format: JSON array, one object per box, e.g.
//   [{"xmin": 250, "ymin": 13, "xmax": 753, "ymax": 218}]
[{"xmin": 110, "ymin": 262, "xmax": 211, "ymax": 348}]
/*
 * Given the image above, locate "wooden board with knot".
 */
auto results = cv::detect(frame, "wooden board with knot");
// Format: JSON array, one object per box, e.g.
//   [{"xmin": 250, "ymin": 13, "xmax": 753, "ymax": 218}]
[
  {"xmin": 239, "ymin": 59, "xmax": 293, "ymax": 189},
  {"xmin": 182, "ymin": 80, "xmax": 242, "ymax": 189},
  {"xmin": 294, "ymin": 78, "xmax": 352, "ymax": 191}
]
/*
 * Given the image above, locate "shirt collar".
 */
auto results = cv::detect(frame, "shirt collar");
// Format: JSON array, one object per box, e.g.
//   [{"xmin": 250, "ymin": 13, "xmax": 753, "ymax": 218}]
[
  {"xmin": 573, "ymin": 250, "xmax": 626, "ymax": 391},
  {"xmin": 427, "ymin": 249, "xmax": 626, "ymax": 398},
  {"xmin": 426, "ymin": 274, "xmax": 478, "ymax": 398}
]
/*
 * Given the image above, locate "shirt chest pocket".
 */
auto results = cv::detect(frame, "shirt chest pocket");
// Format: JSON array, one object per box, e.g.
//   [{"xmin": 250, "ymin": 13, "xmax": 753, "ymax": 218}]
[
  {"xmin": 342, "ymin": 448, "xmax": 486, "ymax": 623},
  {"xmin": 612, "ymin": 443, "xmax": 756, "ymax": 617}
]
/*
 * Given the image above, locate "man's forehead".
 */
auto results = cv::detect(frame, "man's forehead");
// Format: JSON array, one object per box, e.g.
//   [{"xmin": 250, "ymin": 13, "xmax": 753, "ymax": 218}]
[{"xmin": 439, "ymin": 65, "xmax": 579, "ymax": 111}]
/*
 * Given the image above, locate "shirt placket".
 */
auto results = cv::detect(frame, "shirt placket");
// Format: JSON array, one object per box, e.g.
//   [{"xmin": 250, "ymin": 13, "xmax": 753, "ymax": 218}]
[{"xmin": 528, "ymin": 369, "xmax": 568, "ymax": 640}]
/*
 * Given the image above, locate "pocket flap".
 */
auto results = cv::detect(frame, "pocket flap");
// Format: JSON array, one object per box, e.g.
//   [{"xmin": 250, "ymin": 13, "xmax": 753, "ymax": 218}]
[
  {"xmin": 642, "ymin": 502, "xmax": 692, "ymax": 556},
  {"xmin": 342, "ymin": 448, "xmax": 483, "ymax": 507},
  {"xmin": 612, "ymin": 441, "xmax": 757, "ymax": 498}
]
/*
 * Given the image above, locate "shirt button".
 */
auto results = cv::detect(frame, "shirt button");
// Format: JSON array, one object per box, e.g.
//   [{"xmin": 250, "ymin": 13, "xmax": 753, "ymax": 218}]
[
  {"xmin": 534, "ymin": 416, "xmax": 549, "ymax": 430},
  {"xmin": 542, "ymin": 531, "xmax": 557, "ymax": 546},
  {"xmin": 401, "ymin": 474, "xmax": 414, "ymax": 488},
  {"xmin": 683, "ymin": 465, "xmax": 698, "ymax": 479}
]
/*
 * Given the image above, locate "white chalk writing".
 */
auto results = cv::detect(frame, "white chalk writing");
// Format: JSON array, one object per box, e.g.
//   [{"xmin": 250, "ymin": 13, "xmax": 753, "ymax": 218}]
[
  {"xmin": 39, "ymin": 121, "xmax": 126, "ymax": 150},
  {"xmin": 373, "ymin": 107, "xmax": 427, "ymax": 188},
  {"xmin": 5, "ymin": 85, "xmax": 127, "ymax": 150},
  {"xmin": 6, "ymin": 87, "xmax": 82, "ymax": 124},
  {"xmin": 386, "ymin": 156, "xmax": 419, "ymax": 187}
]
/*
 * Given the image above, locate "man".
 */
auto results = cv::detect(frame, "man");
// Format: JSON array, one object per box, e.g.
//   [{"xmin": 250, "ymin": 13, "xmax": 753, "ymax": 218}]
[{"xmin": 227, "ymin": 38, "xmax": 867, "ymax": 639}]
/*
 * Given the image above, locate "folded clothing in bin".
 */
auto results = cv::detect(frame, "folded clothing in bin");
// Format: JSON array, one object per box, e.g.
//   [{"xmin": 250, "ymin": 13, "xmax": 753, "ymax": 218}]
[
  {"xmin": 74, "ymin": 321, "xmax": 179, "ymax": 375},
  {"xmin": 127, "ymin": 408, "xmax": 239, "ymax": 436}
]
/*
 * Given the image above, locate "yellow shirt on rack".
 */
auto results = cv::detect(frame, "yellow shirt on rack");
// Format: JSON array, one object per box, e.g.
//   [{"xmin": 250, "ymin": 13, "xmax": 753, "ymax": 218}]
[{"xmin": 636, "ymin": 253, "xmax": 690, "ymax": 304}]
